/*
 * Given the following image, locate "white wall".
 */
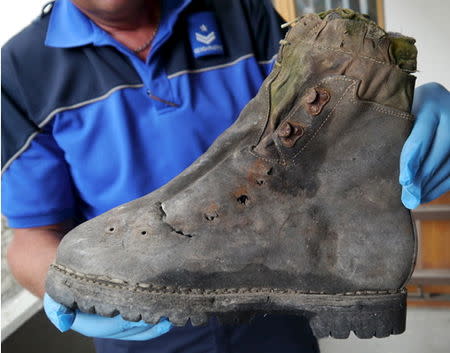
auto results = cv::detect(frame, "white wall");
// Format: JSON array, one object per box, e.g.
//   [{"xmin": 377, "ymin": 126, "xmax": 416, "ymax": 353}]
[
  {"xmin": 384, "ymin": 0, "xmax": 450, "ymax": 89},
  {"xmin": 1, "ymin": 1, "xmax": 45, "ymax": 46}
]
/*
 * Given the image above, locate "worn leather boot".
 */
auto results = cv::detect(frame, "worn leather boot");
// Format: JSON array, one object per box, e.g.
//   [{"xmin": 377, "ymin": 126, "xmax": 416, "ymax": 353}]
[{"xmin": 46, "ymin": 9, "xmax": 418, "ymax": 338}]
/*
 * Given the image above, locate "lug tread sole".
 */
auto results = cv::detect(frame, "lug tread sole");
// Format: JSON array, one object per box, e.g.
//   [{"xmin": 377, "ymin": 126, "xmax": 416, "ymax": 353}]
[{"xmin": 46, "ymin": 264, "xmax": 406, "ymax": 339}]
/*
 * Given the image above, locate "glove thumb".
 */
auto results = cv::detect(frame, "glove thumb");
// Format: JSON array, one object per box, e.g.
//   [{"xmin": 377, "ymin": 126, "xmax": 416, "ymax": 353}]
[{"xmin": 44, "ymin": 293, "xmax": 76, "ymax": 332}]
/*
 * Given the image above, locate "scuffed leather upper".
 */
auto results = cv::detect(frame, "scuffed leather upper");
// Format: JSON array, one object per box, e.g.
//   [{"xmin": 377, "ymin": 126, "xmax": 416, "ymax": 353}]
[{"xmin": 51, "ymin": 10, "xmax": 417, "ymax": 294}]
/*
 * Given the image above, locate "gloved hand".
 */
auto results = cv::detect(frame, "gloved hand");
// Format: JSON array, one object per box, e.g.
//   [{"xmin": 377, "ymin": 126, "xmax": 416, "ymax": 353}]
[
  {"xmin": 400, "ymin": 82, "xmax": 450, "ymax": 209},
  {"xmin": 44, "ymin": 293, "xmax": 172, "ymax": 340}
]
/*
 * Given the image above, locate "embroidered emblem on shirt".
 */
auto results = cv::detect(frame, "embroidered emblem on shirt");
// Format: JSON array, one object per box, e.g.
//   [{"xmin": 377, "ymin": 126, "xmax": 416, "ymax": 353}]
[
  {"xmin": 195, "ymin": 27, "xmax": 216, "ymax": 45},
  {"xmin": 188, "ymin": 12, "xmax": 224, "ymax": 58}
]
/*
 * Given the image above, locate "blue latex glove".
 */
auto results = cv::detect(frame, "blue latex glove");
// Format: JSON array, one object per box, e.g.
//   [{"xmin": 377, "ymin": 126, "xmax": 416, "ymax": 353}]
[
  {"xmin": 44, "ymin": 293, "xmax": 172, "ymax": 340},
  {"xmin": 400, "ymin": 82, "xmax": 450, "ymax": 209}
]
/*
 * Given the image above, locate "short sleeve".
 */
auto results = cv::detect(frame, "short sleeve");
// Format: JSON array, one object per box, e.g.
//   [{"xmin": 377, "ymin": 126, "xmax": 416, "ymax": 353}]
[
  {"xmin": 2, "ymin": 40, "xmax": 75, "ymax": 228},
  {"xmin": 2, "ymin": 125, "xmax": 75, "ymax": 228}
]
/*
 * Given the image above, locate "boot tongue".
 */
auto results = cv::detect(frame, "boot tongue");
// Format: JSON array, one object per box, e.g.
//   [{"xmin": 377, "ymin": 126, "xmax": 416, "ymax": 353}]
[
  {"xmin": 319, "ymin": 8, "xmax": 372, "ymax": 21},
  {"xmin": 388, "ymin": 34, "xmax": 417, "ymax": 72},
  {"xmin": 318, "ymin": 8, "xmax": 417, "ymax": 72}
]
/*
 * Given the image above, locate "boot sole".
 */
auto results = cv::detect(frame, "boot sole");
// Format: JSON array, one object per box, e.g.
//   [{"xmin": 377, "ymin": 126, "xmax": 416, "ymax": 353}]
[{"xmin": 47, "ymin": 264, "xmax": 406, "ymax": 339}]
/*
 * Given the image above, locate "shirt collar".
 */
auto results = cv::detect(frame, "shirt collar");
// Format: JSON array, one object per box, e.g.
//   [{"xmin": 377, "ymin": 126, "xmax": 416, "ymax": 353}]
[
  {"xmin": 45, "ymin": 0, "xmax": 193, "ymax": 49},
  {"xmin": 45, "ymin": 0, "xmax": 96, "ymax": 48}
]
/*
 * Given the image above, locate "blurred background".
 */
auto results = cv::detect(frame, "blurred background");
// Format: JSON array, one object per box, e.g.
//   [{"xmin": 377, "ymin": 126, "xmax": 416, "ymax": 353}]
[{"xmin": 2, "ymin": 0, "xmax": 449, "ymax": 352}]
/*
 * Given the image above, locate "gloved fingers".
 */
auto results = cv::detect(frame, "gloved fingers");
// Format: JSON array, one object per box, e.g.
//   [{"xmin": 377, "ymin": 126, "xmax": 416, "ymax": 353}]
[
  {"xmin": 422, "ymin": 167, "xmax": 450, "ymax": 203},
  {"xmin": 71, "ymin": 312, "xmax": 120, "ymax": 337},
  {"xmin": 421, "ymin": 150, "xmax": 450, "ymax": 198},
  {"xmin": 45, "ymin": 293, "xmax": 172, "ymax": 341},
  {"xmin": 419, "ymin": 111, "xmax": 450, "ymax": 177},
  {"xmin": 400, "ymin": 142, "xmax": 424, "ymax": 209},
  {"xmin": 71, "ymin": 312, "xmax": 148, "ymax": 337},
  {"xmin": 102, "ymin": 325, "xmax": 155, "ymax": 340},
  {"xmin": 106, "ymin": 320, "xmax": 173, "ymax": 341},
  {"xmin": 399, "ymin": 139, "xmax": 424, "ymax": 187},
  {"xmin": 400, "ymin": 82, "xmax": 448, "ymax": 187},
  {"xmin": 401, "ymin": 129, "xmax": 449, "ymax": 209},
  {"xmin": 399, "ymin": 134, "xmax": 431, "ymax": 209},
  {"xmin": 102, "ymin": 317, "xmax": 171, "ymax": 340},
  {"xmin": 405, "ymin": 107, "xmax": 450, "ymax": 207},
  {"xmin": 400, "ymin": 82, "xmax": 450, "ymax": 209},
  {"xmin": 43, "ymin": 293, "xmax": 76, "ymax": 332},
  {"xmin": 399, "ymin": 110, "xmax": 438, "ymax": 187}
]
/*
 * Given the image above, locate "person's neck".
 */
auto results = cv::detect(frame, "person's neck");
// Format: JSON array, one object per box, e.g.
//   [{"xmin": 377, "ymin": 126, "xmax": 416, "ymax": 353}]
[{"xmin": 76, "ymin": 1, "xmax": 161, "ymax": 61}]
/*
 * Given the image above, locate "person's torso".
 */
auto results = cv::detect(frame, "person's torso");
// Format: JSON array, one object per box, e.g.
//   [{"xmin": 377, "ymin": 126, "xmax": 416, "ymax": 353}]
[
  {"xmin": 3, "ymin": 0, "xmax": 278, "ymax": 220},
  {"xmin": 2, "ymin": 1, "xmax": 319, "ymax": 351}
]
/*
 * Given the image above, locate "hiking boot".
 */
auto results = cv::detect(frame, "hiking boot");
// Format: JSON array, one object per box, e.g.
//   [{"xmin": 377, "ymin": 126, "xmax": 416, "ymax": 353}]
[{"xmin": 46, "ymin": 9, "xmax": 418, "ymax": 338}]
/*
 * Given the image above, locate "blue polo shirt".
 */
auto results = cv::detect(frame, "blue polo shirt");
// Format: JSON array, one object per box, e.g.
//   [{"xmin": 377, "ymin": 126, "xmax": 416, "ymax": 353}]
[
  {"xmin": 2, "ymin": 0, "xmax": 282, "ymax": 227},
  {"xmin": 2, "ymin": 0, "xmax": 318, "ymax": 352}
]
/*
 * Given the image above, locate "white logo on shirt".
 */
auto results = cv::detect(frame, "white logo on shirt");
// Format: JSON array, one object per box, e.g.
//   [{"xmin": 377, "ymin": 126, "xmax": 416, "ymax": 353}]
[
  {"xmin": 195, "ymin": 24, "xmax": 216, "ymax": 44},
  {"xmin": 195, "ymin": 32, "xmax": 216, "ymax": 45}
]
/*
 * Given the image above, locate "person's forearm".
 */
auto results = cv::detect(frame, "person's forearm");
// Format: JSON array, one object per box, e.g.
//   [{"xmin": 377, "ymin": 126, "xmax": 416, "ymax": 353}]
[{"xmin": 7, "ymin": 222, "xmax": 72, "ymax": 298}]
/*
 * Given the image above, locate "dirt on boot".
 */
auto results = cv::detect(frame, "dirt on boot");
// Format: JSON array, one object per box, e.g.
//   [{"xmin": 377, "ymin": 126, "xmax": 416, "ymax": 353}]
[{"xmin": 46, "ymin": 9, "xmax": 417, "ymax": 339}]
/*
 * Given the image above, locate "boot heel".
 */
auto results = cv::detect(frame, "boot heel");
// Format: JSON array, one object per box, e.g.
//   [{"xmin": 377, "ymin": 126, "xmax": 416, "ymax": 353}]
[{"xmin": 300, "ymin": 290, "xmax": 406, "ymax": 338}]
